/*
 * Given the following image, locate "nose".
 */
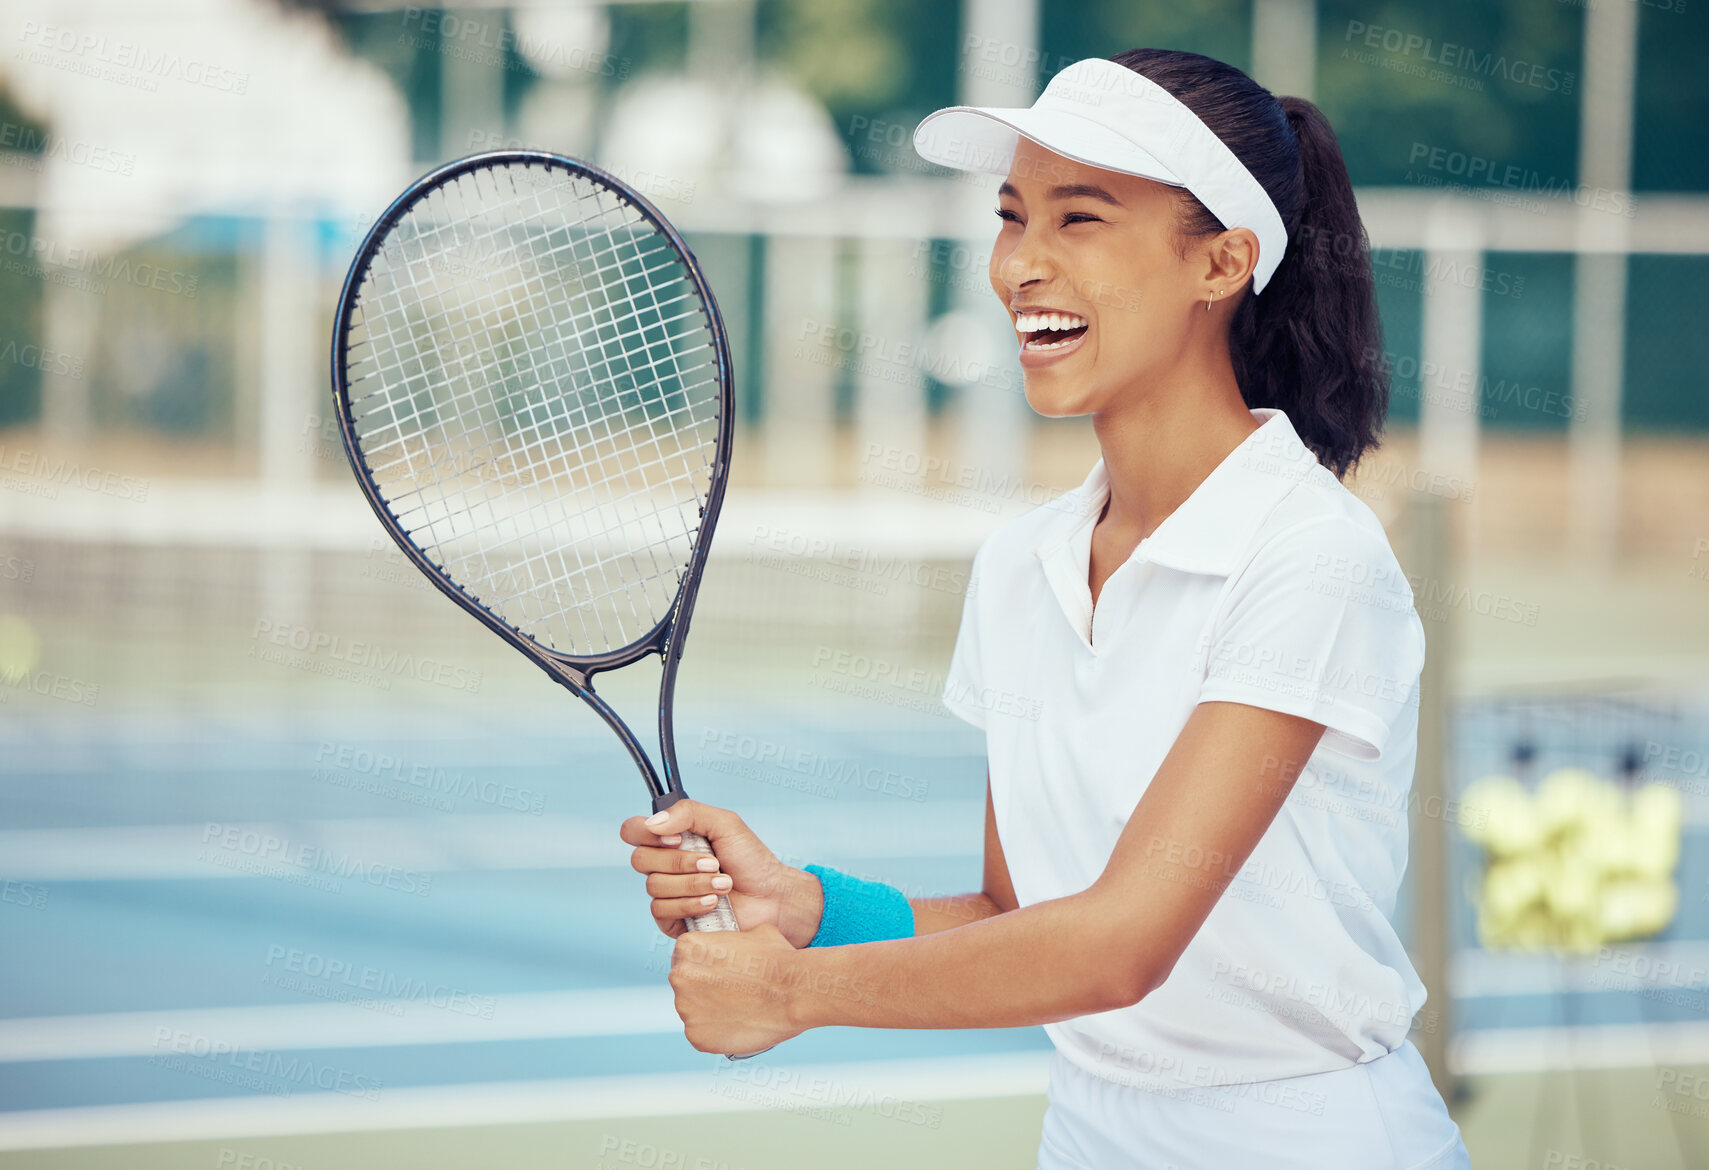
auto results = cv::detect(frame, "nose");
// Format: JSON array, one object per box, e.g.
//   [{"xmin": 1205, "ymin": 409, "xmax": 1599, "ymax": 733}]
[{"xmin": 995, "ymin": 223, "xmax": 1054, "ymax": 294}]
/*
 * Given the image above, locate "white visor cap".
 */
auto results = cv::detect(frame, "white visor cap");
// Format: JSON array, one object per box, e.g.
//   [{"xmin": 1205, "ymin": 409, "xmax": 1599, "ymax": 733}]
[{"xmin": 912, "ymin": 57, "xmax": 1289, "ymax": 295}]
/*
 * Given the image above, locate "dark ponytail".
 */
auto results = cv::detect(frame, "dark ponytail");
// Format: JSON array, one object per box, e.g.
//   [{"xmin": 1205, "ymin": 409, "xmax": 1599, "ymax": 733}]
[{"xmin": 1107, "ymin": 49, "xmax": 1388, "ymax": 480}]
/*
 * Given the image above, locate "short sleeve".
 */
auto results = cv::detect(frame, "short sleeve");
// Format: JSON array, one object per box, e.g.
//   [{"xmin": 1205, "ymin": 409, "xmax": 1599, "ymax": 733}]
[
  {"xmin": 940, "ymin": 539, "xmax": 991, "ymax": 731},
  {"xmin": 1195, "ymin": 518, "xmax": 1426, "ymax": 762}
]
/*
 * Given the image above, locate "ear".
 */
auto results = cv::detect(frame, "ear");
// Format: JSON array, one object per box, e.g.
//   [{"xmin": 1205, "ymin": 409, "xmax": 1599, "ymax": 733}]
[{"xmin": 1203, "ymin": 226, "xmax": 1261, "ymax": 297}]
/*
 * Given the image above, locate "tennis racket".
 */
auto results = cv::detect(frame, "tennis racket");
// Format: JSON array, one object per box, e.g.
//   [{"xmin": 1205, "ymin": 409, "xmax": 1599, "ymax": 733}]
[{"xmin": 330, "ymin": 150, "xmax": 766, "ymax": 1059}]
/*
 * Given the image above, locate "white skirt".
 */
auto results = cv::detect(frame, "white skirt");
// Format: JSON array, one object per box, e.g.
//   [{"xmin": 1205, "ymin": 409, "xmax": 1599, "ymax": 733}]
[{"xmin": 1036, "ymin": 1040, "xmax": 1473, "ymax": 1170}]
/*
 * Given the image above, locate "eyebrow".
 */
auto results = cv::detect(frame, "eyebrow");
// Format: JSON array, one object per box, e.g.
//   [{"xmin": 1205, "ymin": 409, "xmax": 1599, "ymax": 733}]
[{"xmin": 998, "ymin": 181, "xmax": 1125, "ymax": 208}]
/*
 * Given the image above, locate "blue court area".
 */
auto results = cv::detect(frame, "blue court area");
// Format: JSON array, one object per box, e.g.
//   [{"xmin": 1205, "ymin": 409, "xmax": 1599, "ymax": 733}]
[
  {"xmin": 2, "ymin": 693, "xmax": 1706, "ymax": 1146},
  {"xmin": 0, "ymin": 700, "xmax": 1049, "ymax": 1126}
]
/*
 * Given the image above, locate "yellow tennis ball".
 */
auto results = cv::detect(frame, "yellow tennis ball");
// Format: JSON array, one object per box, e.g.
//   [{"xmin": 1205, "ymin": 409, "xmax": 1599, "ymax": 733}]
[
  {"xmin": 1537, "ymin": 768, "xmax": 1612, "ymax": 836},
  {"xmin": 1561, "ymin": 913, "xmax": 1605, "ymax": 955},
  {"xmin": 1586, "ymin": 779, "xmax": 1627, "ymax": 830},
  {"xmin": 0, "ymin": 613, "xmax": 40, "ymax": 684},
  {"xmin": 1577, "ymin": 816, "xmax": 1629, "ymax": 876},
  {"xmin": 1632, "ymin": 782, "xmax": 1684, "ymax": 828},
  {"xmin": 1625, "ymin": 828, "xmax": 1680, "ymax": 880},
  {"xmin": 1630, "ymin": 784, "xmax": 1685, "ymax": 873},
  {"xmin": 1482, "ymin": 857, "xmax": 1545, "ymax": 923},
  {"xmin": 1457, "ymin": 774, "xmax": 1509, "ymax": 845},
  {"xmin": 1511, "ymin": 905, "xmax": 1556, "ymax": 950},
  {"xmin": 1598, "ymin": 878, "xmax": 1679, "ymax": 940},
  {"xmin": 1543, "ymin": 854, "xmax": 1598, "ymax": 919},
  {"xmin": 1461, "ymin": 775, "xmax": 1542, "ymax": 856}
]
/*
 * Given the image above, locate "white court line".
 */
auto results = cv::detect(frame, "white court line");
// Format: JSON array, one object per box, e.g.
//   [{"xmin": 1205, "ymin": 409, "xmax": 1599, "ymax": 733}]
[
  {"xmin": 1452, "ymin": 941, "xmax": 1709, "ymax": 999},
  {"xmin": 16, "ymin": 982, "xmax": 1709, "ymax": 1070},
  {"xmin": 0, "ymin": 988, "xmax": 681, "ymax": 1063},
  {"xmin": 0, "ymin": 1052, "xmax": 1057, "ymax": 1151},
  {"xmin": 3, "ymin": 1026, "xmax": 1707, "ymax": 1151},
  {"xmin": 0, "ymin": 804, "xmax": 981, "ymax": 881},
  {"xmin": 1450, "ymin": 1021, "xmax": 1709, "ymax": 1075}
]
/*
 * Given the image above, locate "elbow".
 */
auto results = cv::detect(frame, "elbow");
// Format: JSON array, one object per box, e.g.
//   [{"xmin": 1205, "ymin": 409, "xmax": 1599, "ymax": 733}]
[
  {"xmin": 1089, "ymin": 944, "xmax": 1171, "ymax": 1012},
  {"xmin": 1077, "ymin": 890, "xmax": 1175, "ymax": 1010},
  {"xmin": 1101, "ymin": 962, "xmax": 1167, "ymax": 1012}
]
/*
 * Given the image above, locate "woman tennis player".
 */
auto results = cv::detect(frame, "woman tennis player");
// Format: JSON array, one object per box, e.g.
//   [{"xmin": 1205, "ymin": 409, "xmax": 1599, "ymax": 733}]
[{"xmin": 620, "ymin": 48, "xmax": 1474, "ymax": 1170}]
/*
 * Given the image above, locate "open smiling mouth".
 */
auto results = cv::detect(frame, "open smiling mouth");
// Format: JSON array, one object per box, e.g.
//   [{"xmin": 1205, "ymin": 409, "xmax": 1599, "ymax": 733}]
[{"xmin": 1015, "ymin": 311, "xmax": 1089, "ymax": 352}]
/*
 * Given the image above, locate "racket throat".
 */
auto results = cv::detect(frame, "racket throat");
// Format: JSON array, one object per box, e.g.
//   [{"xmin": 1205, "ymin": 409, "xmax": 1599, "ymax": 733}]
[
  {"xmin": 543, "ymin": 656, "xmax": 685, "ymax": 804},
  {"xmin": 651, "ymin": 789, "xmax": 690, "ymax": 815}
]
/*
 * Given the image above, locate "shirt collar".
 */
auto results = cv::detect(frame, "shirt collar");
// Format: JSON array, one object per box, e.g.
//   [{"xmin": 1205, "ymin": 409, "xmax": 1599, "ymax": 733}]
[{"xmin": 1034, "ymin": 408, "xmax": 1316, "ymax": 577}]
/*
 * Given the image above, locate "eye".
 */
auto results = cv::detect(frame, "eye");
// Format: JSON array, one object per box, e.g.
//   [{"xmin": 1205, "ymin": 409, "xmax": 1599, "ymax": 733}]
[
  {"xmin": 1060, "ymin": 212, "xmax": 1103, "ymax": 226},
  {"xmin": 994, "ymin": 208, "xmax": 1021, "ymax": 223}
]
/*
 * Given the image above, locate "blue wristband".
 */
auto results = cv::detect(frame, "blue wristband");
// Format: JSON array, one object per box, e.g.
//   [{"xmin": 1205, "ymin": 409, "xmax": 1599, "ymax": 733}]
[{"xmin": 803, "ymin": 864, "xmax": 915, "ymax": 947}]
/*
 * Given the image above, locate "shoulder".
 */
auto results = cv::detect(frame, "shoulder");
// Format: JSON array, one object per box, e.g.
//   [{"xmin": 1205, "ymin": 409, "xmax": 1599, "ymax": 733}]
[
  {"xmin": 1203, "ymin": 468, "xmax": 1426, "ymax": 762},
  {"xmin": 1231, "ymin": 465, "xmax": 1412, "ymax": 607}
]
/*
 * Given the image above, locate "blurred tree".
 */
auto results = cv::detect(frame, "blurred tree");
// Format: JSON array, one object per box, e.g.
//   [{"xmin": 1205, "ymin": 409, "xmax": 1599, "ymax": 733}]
[
  {"xmin": 316, "ymin": 6, "xmax": 543, "ymax": 164},
  {"xmin": 1315, "ymin": 0, "xmax": 1579, "ymax": 188},
  {"xmin": 606, "ymin": 1, "xmax": 691, "ymax": 75},
  {"xmin": 756, "ymin": 0, "xmax": 958, "ymax": 175},
  {"xmin": 1633, "ymin": 0, "xmax": 1707, "ymax": 192},
  {"xmin": 1042, "ymin": 0, "xmax": 1254, "ymax": 81},
  {"xmin": 0, "ymin": 82, "xmax": 47, "ymax": 430},
  {"xmin": 319, "ymin": 9, "xmax": 445, "ymax": 163},
  {"xmin": 1479, "ymin": 252, "xmax": 1575, "ymax": 433},
  {"xmin": 1371, "ymin": 249, "xmax": 1423, "ymax": 429},
  {"xmin": 1625, "ymin": 257, "xmax": 1709, "ymax": 433}
]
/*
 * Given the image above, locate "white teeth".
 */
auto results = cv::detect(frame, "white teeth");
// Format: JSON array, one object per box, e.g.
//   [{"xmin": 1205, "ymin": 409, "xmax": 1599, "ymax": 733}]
[{"xmin": 1014, "ymin": 311, "xmax": 1088, "ymax": 335}]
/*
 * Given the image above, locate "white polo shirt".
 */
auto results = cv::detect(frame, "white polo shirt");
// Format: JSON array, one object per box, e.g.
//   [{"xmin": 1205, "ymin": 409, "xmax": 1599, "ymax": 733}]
[{"xmin": 942, "ymin": 407, "xmax": 1430, "ymax": 1093}]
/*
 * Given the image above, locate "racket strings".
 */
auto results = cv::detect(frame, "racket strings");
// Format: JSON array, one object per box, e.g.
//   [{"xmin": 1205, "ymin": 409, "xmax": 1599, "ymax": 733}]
[
  {"xmin": 364, "ymin": 185, "xmax": 712, "ymax": 507},
  {"xmin": 353, "ymin": 198, "xmax": 699, "ymax": 484},
  {"xmin": 355, "ymin": 298, "xmax": 712, "ymax": 485},
  {"xmin": 385, "ymin": 178, "xmax": 697, "ymax": 481},
  {"xmin": 405, "ymin": 175, "xmax": 708, "ymax": 652},
  {"xmin": 343, "ymin": 161, "xmax": 723, "ymax": 657},
  {"xmin": 352, "ymin": 235, "xmax": 629, "ymax": 650},
  {"xmin": 406, "ymin": 205, "xmax": 710, "ymax": 641}
]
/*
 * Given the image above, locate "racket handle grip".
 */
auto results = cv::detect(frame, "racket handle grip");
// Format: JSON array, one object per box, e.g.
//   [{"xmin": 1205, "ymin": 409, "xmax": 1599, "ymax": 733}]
[
  {"xmin": 677, "ymin": 830, "xmax": 739, "ymax": 933},
  {"xmin": 674, "ymin": 829, "xmax": 775, "ymax": 1062}
]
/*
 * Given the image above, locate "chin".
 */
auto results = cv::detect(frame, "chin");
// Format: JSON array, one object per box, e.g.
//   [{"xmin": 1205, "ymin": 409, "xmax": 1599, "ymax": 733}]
[{"xmin": 1023, "ymin": 376, "xmax": 1095, "ymax": 418}]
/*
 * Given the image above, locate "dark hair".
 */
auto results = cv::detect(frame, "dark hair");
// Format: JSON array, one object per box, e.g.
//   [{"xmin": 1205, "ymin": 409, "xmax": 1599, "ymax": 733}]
[{"xmin": 1108, "ymin": 48, "xmax": 1387, "ymax": 480}]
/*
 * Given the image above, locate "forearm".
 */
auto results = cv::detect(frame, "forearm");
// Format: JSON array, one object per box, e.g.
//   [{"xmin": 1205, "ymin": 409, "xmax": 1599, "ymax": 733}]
[
  {"xmin": 775, "ymin": 866, "xmax": 1002, "ymax": 945},
  {"xmin": 910, "ymin": 892, "xmax": 1004, "ymax": 934},
  {"xmin": 786, "ymin": 891, "xmax": 1140, "ymax": 1031}
]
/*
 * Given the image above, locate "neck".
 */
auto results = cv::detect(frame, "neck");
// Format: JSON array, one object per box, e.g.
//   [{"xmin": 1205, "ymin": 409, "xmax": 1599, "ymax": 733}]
[{"xmin": 1090, "ymin": 365, "xmax": 1261, "ymax": 541}]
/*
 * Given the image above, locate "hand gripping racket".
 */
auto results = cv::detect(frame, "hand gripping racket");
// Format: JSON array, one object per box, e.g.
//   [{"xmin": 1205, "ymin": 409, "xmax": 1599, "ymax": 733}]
[{"xmin": 331, "ymin": 150, "xmax": 768, "ymax": 1060}]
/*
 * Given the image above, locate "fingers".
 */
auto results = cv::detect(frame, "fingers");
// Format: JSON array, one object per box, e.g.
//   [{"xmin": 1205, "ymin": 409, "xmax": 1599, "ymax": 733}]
[
  {"xmin": 620, "ymin": 803, "xmax": 743, "ymax": 934},
  {"xmin": 645, "ymin": 853, "xmax": 735, "ymax": 921},
  {"xmin": 645, "ymin": 868, "xmax": 733, "ymax": 904},
  {"xmin": 652, "ymin": 889, "xmax": 732, "ymax": 924},
  {"xmin": 618, "ymin": 815, "xmax": 682, "ymax": 848},
  {"xmin": 639, "ymin": 799, "xmax": 743, "ymax": 846},
  {"xmin": 627, "ymin": 841, "xmax": 720, "ymax": 878}
]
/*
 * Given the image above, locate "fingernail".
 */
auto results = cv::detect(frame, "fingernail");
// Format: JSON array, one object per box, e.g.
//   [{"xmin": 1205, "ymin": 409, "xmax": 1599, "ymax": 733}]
[
  {"xmin": 711, "ymin": 876, "xmax": 732, "ymax": 891},
  {"xmin": 662, "ymin": 834, "xmax": 682, "ymax": 845},
  {"xmin": 700, "ymin": 894, "xmax": 718, "ymax": 906},
  {"xmin": 696, "ymin": 857, "xmax": 719, "ymax": 872},
  {"xmin": 646, "ymin": 812, "xmax": 669, "ymax": 827}
]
